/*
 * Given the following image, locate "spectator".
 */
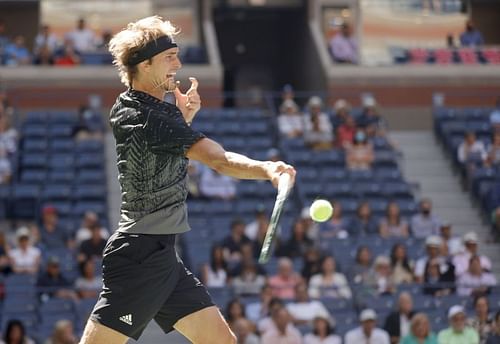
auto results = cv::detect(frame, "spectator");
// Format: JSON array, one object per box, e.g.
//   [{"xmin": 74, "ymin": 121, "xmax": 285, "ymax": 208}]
[
  {"xmin": 39, "ymin": 206, "xmax": 72, "ymax": 250},
  {"xmin": 65, "ymin": 18, "xmax": 96, "ymax": 52},
  {"xmin": 486, "ymin": 131, "xmax": 500, "ymax": 167},
  {"xmin": 0, "ymin": 20, "xmax": 9, "ymax": 57},
  {"xmin": 0, "ymin": 105, "xmax": 18, "ymax": 154},
  {"xmin": 439, "ymin": 222, "xmax": 463, "ymax": 256},
  {"xmin": 77, "ymin": 223, "xmax": 106, "ymax": 263},
  {"xmin": 33, "ymin": 45, "xmax": 55, "ymax": 65},
  {"xmin": 400, "ymin": 313, "xmax": 438, "ymax": 344},
  {"xmin": 232, "ymin": 259, "xmax": 266, "ymax": 296},
  {"xmin": 200, "ymin": 168, "xmax": 236, "ymax": 200},
  {"xmin": 358, "ymin": 96, "xmax": 386, "ymax": 135},
  {"xmin": 0, "ymin": 146, "xmax": 11, "ymax": 184},
  {"xmin": 383, "ymin": 292, "xmax": 415, "ymax": 344},
  {"xmin": 225, "ymin": 299, "xmax": 248, "ymax": 330},
  {"xmin": 247, "ymin": 285, "xmax": 274, "ymax": 323},
  {"xmin": 304, "ymin": 315, "xmax": 341, "ymax": 344},
  {"xmin": 258, "ymin": 298, "xmax": 290, "ymax": 334},
  {"xmin": 202, "ymin": 244, "xmax": 228, "ymax": 288},
  {"xmin": 423, "ymin": 258, "xmax": 454, "ymax": 296},
  {"xmin": 75, "ymin": 211, "xmax": 109, "ymax": 245},
  {"xmin": 96, "ymin": 29, "xmax": 112, "ymax": 51},
  {"xmin": 287, "ymin": 282, "xmax": 331, "ymax": 325},
  {"xmin": 222, "ymin": 219, "xmax": 252, "ymax": 263},
  {"xmin": 304, "ymin": 96, "xmax": 333, "ymax": 150},
  {"xmin": 4, "ymin": 36, "xmax": 30, "ymax": 66},
  {"xmin": 366, "ymin": 255, "xmax": 396, "ymax": 295},
  {"xmin": 485, "ymin": 311, "xmax": 500, "ymax": 344},
  {"xmin": 73, "ymin": 106, "xmax": 105, "ymax": 141},
  {"xmin": 45, "ymin": 319, "xmax": 78, "ymax": 344},
  {"xmin": 300, "ymin": 207, "xmax": 320, "ymax": 242},
  {"xmin": 261, "ymin": 307, "xmax": 302, "ymax": 344},
  {"xmin": 331, "ymin": 99, "xmax": 351, "ymax": 127},
  {"xmin": 278, "ymin": 99, "xmax": 303, "ymax": 138},
  {"xmin": 54, "ymin": 40, "xmax": 80, "ymax": 66},
  {"xmin": 346, "ymin": 129, "xmax": 374, "ymax": 170},
  {"xmin": 319, "ymin": 202, "xmax": 350, "ymax": 239},
  {"xmin": 467, "ymin": 296, "xmax": 494, "ymax": 344},
  {"xmin": 268, "ymin": 257, "xmax": 302, "ymax": 299},
  {"xmin": 457, "ymin": 131, "xmax": 487, "ymax": 165},
  {"xmin": 0, "ymin": 231, "xmax": 10, "ymax": 274},
  {"xmin": 411, "ymin": 198, "xmax": 441, "ymax": 239},
  {"xmin": 344, "ymin": 309, "xmax": 390, "ymax": 344},
  {"xmin": 301, "ymin": 247, "xmax": 323, "ymax": 282},
  {"xmin": 457, "ymin": 255, "xmax": 497, "ymax": 297},
  {"xmin": 9, "ymin": 227, "xmax": 41, "ymax": 275},
  {"xmin": 438, "ymin": 305, "xmax": 479, "ymax": 344},
  {"xmin": 446, "ymin": 33, "xmax": 456, "ymax": 48},
  {"xmin": 0, "ymin": 319, "xmax": 35, "ymax": 344},
  {"xmin": 351, "ymin": 201, "xmax": 379, "ymax": 236},
  {"xmin": 489, "ymin": 97, "xmax": 500, "ymax": 130},
  {"xmin": 336, "ymin": 115, "xmax": 356, "ymax": 147},
  {"xmin": 308, "ymin": 255, "xmax": 351, "ymax": 299},
  {"xmin": 34, "ymin": 24, "xmax": 59, "ymax": 53},
  {"xmin": 460, "ymin": 20, "xmax": 484, "ymax": 47},
  {"xmin": 329, "ymin": 23, "xmax": 358, "ymax": 64},
  {"xmin": 350, "ymin": 246, "xmax": 373, "ymax": 284},
  {"xmin": 279, "ymin": 84, "xmax": 299, "ymax": 114},
  {"xmin": 416, "ymin": 235, "xmax": 455, "ymax": 284},
  {"xmin": 74, "ymin": 259, "xmax": 101, "ymax": 299},
  {"xmin": 232, "ymin": 318, "xmax": 259, "ymax": 344},
  {"xmin": 37, "ymin": 256, "xmax": 78, "ymax": 302},
  {"xmin": 230, "ymin": 242, "xmax": 266, "ymax": 278},
  {"xmin": 390, "ymin": 243, "xmax": 414, "ymax": 285},
  {"xmin": 276, "ymin": 219, "xmax": 313, "ymax": 258},
  {"xmin": 379, "ymin": 202, "xmax": 409, "ymax": 238},
  {"xmin": 453, "ymin": 231, "xmax": 492, "ymax": 277},
  {"xmin": 245, "ymin": 204, "xmax": 269, "ymax": 241}
]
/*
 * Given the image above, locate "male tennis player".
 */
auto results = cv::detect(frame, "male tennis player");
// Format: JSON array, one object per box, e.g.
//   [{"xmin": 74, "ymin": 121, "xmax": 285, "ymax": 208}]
[{"xmin": 80, "ymin": 16, "xmax": 295, "ymax": 344}]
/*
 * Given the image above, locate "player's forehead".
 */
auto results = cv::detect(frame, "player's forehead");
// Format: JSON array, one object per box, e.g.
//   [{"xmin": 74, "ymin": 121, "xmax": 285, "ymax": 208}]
[{"xmin": 158, "ymin": 47, "xmax": 179, "ymax": 57}]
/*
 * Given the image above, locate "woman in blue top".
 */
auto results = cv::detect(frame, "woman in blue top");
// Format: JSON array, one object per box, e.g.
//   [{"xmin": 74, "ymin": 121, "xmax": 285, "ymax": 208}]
[{"xmin": 401, "ymin": 313, "xmax": 438, "ymax": 344}]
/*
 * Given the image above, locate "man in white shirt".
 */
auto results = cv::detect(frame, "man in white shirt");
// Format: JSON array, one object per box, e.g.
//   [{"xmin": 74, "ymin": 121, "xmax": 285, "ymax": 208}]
[
  {"xmin": 200, "ymin": 168, "xmax": 236, "ymax": 199},
  {"xmin": 286, "ymin": 282, "xmax": 331, "ymax": 325},
  {"xmin": 457, "ymin": 131, "xmax": 487, "ymax": 164},
  {"xmin": 261, "ymin": 307, "xmax": 303, "ymax": 344},
  {"xmin": 453, "ymin": 232, "xmax": 492, "ymax": 277},
  {"xmin": 278, "ymin": 99, "xmax": 303, "ymax": 138},
  {"xmin": 345, "ymin": 309, "xmax": 390, "ymax": 344},
  {"xmin": 65, "ymin": 18, "xmax": 96, "ymax": 52},
  {"xmin": 9, "ymin": 227, "xmax": 41, "ymax": 275},
  {"xmin": 414, "ymin": 235, "xmax": 453, "ymax": 283},
  {"xmin": 440, "ymin": 222, "xmax": 463, "ymax": 256},
  {"xmin": 410, "ymin": 198, "xmax": 441, "ymax": 239}
]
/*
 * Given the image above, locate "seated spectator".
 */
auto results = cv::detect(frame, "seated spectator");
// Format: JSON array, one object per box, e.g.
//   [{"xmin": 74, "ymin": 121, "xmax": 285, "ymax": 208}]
[
  {"xmin": 416, "ymin": 235, "xmax": 455, "ymax": 284},
  {"xmin": 300, "ymin": 206, "xmax": 320, "ymax": 241},
  {"xmin": 457, "ymin": 255, "xmax": 497, "ymax": 297},
  {"xmin": 304, "ymin": 96, "xmax": 333, "ymax": 150},
  {"xmin": 0, "ymin": 110, "xmax": 18, "ymax": 155},
  {"xmin": 74, "ymin": 259, "xmax": 102, "ymax": 299},
  {"xmin": 0, "ymin": 231, "xmax": 10, "ymax": 274},
  {"xmin": 54, "ymin": 39, "xmax": 80, "ymax": 66},
  {"xmin": 358, "ymin": 96, "xmax": 385, "ymax": 130},
  {"xmin": 245, "ymin": 204, "xmax": 269, "ymax": 241},
  {"xmin": 202, "ymin": 244, "xmax": 228, "ymax": 288},
  {"xmin": 33, "ymin": 45, "xmax": 55, "ymax": 65},
  {"xmin": 200, "ymin": 168, "xmax": 236, "ymax": 200},
  {"xmin": 37, "ymin": 256, "xmax": 78, "ymax": 302},
  {"xmin": 276, "ymin": 219, "xmax": 313, "ymax": 258},
  {"xmin": 9, "ymin": 227, "xmax": 41, "ymax": 275},
  {"xmin": 39, "ymin": 206, "xmax": 72, "ymax": 250},
  {"xmin": 329, "ymin": 23, "xmax": 358, "ymax": 64},
  {"xmin": 4, "ymin": 36, "xmax": 30, "ymax": 66},
  {"xmin": 390, "ymin": 243, "xmax": 414, "ymax": 285},
  {"xmin": 301, "ymin": 247, "xmax": 323, "ymax": 282},
  {"xmin": 73, "ymin": 106, "xmax": 105, "ymax": 141},
  {"xmin": 75, "ymin": 211, "xmax": 109, "ymax": 245},
  {"xmin": 346, "ymin": 129, "xmax": 374, "ymax": 170},
  {"xmin": 225, "ymin": 299, "xmax": 249, "ymax": 330},
  {"xmin": 268, "ymin": 257, "xmax": 302, "ymax": 299},
  {"xmin": 231, "ymin": 242, "xmax": 267, "ymax": 278},
  {"xmin": 457, "ymin": 131, "xmax": 487, "ymax": 165},
  {"xmin": 222, "ymin": 219, "xmax": 252, "ymax": 263},
  {"xmin": 96, "ymin": 29, "xmax": 112, "ymax": 51},
  {"xmin": 34, "ymin": 24, "xmax": 59, "ymax": 54},
  {"xmin": 304, "ymin": 315, "xmax": 341, "ymax": 344},
  {"xmin": 232, "ymin": 318, "xmax": 259, "ymax": 344},
  {"xmin": 460, "ymin": 20, "xmax": 484, "ymax": 47},
  {"xmin": 77, "ymin": 223, "xmax": 106, "ymax": 263},
  {"xmin": 279, "ymin": 84, "xmax": 299, "ymax": 114},
  {"xmin": 0, "ymin": 319, "xmax": 35, "ymax": 344},
  {"xmin": 351, "ymin": 202, "xmax": 379, "ymax": 236},
  {"xmin": 438, "ymin": 305, "xmax": 479, "ymax": 344},
  {"xmin": 453, "ymin": 232, "xmax": 492, "ymax": 277},
  {"xmin": 45, "ymin": 319, "xmax": 78, "ymax": 344},
  {"xmin": 65, "ymin": 18, "xmax": 96, "ymax": 52},
  {"xmin": 331, "ymin": 99, "xmax": 351, "ymax": 127},
  {"xmin": 0, "ymin": 146, "xmax": 11, "ymax": 184},
  {"xmin": 278, "ymin": 99, "xmax": 303, "ymax": 138},
  {"xmin": 287, "ymin": 282, "xmax": 331, "ymax": 325},
  {"xmin": 379, "ymin": 202, "xmax": 409, "ymax": 238},
  {"xmin": 261, "ymin": 307, "xmax": 302, "ymax": 344},
  {"xmin": 486, "ymin": 311, "xmax": 500, "ymax": 344},
  {"xmin": 423, "ymin": 258, "xmax": 454, "ymax": 296},
  {"xmin": 440, "ymin": 222, "xmax": 463, "ymax": 256},
  {"xmin": 411, "ymin": 198, "xmax": 441, "ymax": 239},
  {"xmin": 350, "ymin": 246, "xmax": 373, "ymax": 284},
  {"xmin": 308, "ymin": 255, "xmax": 351, "ymax": 299},
  {"xmin": 232, "ymin": 260, "xmax": 266, "ymax": 296},
  {"xmin": 365, "ymin": 255, "xmax": 396, "ymax": 295},
  {"xmin": 400, "ymin": 313, "xmax": 437, "ymax": 344},
  {"xmin": 490, "ymin": 97, "xmax": 500, "ymax": 131},
  {"xmin": 336, "ymin": 115, "xmax": 356, "ymax": 147},
  {"xmin": 319, "ymin": 202, "xmax": 350, "ymax": 239},
  {"xmin": 246, "ymin": 284, "xmax": 274, "ymax": 323},
  {"xmin": 383, "ymin": 292, "xmax": 415, "ymax": 344},
  {"xmin": 345, "ymin": 309, "xmax": 390, "ymax": 344},
  {"xmin": 486, "ymin": 131, "xmax": 500, "ymax": 167},
  {"xmin": 467, "ymin": 296, "xmax": 494, "ymax": 343}
]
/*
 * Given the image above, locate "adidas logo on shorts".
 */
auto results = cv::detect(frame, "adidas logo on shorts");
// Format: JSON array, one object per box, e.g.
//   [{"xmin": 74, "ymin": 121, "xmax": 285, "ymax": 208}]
[{"xmin": 119, "ymin": 314, "xmax": 133, "ymax": 326}]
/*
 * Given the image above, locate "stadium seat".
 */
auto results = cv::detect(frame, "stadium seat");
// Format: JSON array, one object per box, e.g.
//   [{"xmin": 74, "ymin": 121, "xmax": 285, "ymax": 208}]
[
  {"xmin": 49, "ymin": 139, "xmax": 75, "ymax": 153},
  {"xmin": 23, "ymin": 124, "xmax": 47, "ymax": 138},
  {"xmin": 22, "ymin": 138, "xmax": 48, "ymax": 153},
  {"xmin": 12, "ymin": 184, "xmax": 41, "ymax": 218},
  {"xmin": 21, "ymin": 169, "xmax": 47, "ymax": 184},
  {"xmin": 48, "ymin": 124, "xmax": 74, "ymax": 138},
  {"xmin": 42, "ymin": 184, "xmax": 73, "ymax": 201}
]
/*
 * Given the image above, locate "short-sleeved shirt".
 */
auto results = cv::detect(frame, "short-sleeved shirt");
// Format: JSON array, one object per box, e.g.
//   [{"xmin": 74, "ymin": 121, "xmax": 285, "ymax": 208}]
[
  {"xmin": 110, "ymin": 89, "xmax": 204, "ymax": 235},
  {"xmin": 437, "ymin": 327, "xmax": 479, "ymax": 344}
]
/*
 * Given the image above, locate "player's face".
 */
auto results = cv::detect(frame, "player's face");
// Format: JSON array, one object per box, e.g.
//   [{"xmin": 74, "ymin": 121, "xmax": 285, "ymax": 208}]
[{"xmin": 149, "ymin": 47, "xmax": 182, "ymax": 92}]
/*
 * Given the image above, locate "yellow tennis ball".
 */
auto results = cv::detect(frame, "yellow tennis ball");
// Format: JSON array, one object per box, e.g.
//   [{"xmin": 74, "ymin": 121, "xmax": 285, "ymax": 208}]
[{"xmin": 309, "ymin": 199, "xmax": 333, "ymax": 222}]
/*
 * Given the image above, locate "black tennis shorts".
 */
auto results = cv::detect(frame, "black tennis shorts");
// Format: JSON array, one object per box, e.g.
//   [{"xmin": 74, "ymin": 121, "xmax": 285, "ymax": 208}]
[{"xmin": 89, "ymin": 231, "xmax": 214, "ymax": 340}]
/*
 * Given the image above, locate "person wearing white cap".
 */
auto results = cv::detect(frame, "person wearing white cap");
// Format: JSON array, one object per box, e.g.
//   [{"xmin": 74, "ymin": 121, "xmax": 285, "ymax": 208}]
[
  {"xmin": 453, "ymin": 231, "xmax": 492, "ymax": 277},
  {"xmin": 414, "ymin": 235, "xmax": 452, "ymax": 283},
  {"xmin": 439, "ymin": 222, "xmax": 463, "ymax": 256},
  {"xmin": 345, "ymin": 309, "xmax": 390, "ymax": 344},
  {"xmin": 8, "ymin": 226, "xmax": 41, "ymax": 275},
  {"xmin": 332, "ymin": 99, "xmax": 351, "ymax": 127},
  {"xmin": 278, "ymin": 98, "xmax": 303, "ymax": 139},
  {"xmin": 437, "ymin": 305, "xmax": 479, "ymax": 344},
  {"xmin": 303, "ymin": 96, "xmax": 333, "ymax": 150}
]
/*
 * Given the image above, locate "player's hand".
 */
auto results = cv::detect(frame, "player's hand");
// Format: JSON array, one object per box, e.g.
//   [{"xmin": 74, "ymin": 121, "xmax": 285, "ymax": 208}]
[
  {"xmin": 267, "ymin": 161, "xmax": 296, "ymax": 189},
  {"xmin": 174, "ymin": 77, "xmax": 201, "ymax": 123}
]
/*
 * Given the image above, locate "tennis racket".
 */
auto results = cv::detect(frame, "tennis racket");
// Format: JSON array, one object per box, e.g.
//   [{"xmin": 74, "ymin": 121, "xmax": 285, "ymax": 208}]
[{"xmin": 258, "ymin": 173, "xmax": 293, "ymax": 264}]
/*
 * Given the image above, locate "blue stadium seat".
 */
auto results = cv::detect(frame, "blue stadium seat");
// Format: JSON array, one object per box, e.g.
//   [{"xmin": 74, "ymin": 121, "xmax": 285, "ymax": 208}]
[
  {"xmin": 49, "ymin": 154, "xmax": 75, "ymax": 170},
  {"xmin": 21, "ymin": 169, "xmax": 47, "ymax": 184},
  {"xmin": 3, "ymin": 297, "xmax": 38, "ymax": 313},
  {"xmin": 383, "ymin": 182, "xmax": 413, "ymax": 199},
  {"xmin": 12, "ymin": 184, "xmax": 41, "ymax": 219},
  {"xmin": 363, "ymin": 294, "xmax": 395, "ymax": 311},
  {"xmin": 241, "ymin": 121, "xmax": 268, "ymax": 135},
  {"xmin": 21, "ymin": 154, "xmax": 47, "ymax": 169},
  {"xmin": 49, "ymin": 139, "xmax": 75, "ymax": 153},
  {"xmin": 75, "ymin": 139, "xmax": 104, "ymax": 153},
  {"xmin": 349, "ymin": 169, "xmax": 374, "ymax": 181},
  {"xmin": 73, "ymin": 201, "xmax": 107, "ymax": 218},
  {"xmin": 22, "ymin": 138, "xmax": 48, "ymax": 153},
  {"xmin": 42, "ymin": 184, "xmax": 73, "ymax": 201},
  {"xmin": 75, "ymin": 169, "xmax": 105, "ymax": 185},
  {"xmin": 75, "ymin": 153, "xmax": 104, "ymax": 169},
  {"xmin": 23, "ymin": 124, "xmax": 47, "ymax": 138},
  {"xmin": 42, "ymin": 201, "xmax": 73, "ymax": 217},
  {"xmin": 374, "ymin": 168, "xmax": 402, "ymax": 181},
  {"xmin": 48, "ymin": 170, "xmax": 75, "ymax": 183},
  {"xmin": 48, "ymin": 111, "xmax": 78, "ymax": 125},
  {"xmin": 354, "ymin": 182, "xmax": 383, "ymax": 198},
  {"xmin": 281, "ymin": 137, "xmax": 305, "ymax": 150},
  {"xmin": 0, "ymin": 185, "xmax": 10, "ymax": 219},
  {"xmin": 25, "ymin": 111, "xmax": 48, "ymax": 124},
  {"xmin": 74, "ymin": 185, "xmax": 106, "ymax": 201},
  {"xmin": 374, "ymin": 151, "xmax": 399, "ymax": 168},
  {"xmin": 324, "ymin": 182, "xmax": 353, "ymax": 199},
  {"xmin": 320, "ymin": 167, "xmax": 348, "ymax": 182},
  {"xmin": 48, "ymin": 124, "xmax": 74, "ymax": 138}
]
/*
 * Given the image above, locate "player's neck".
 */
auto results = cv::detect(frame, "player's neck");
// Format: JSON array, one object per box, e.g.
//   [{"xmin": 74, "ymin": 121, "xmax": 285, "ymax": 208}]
[{"xmin": 132, "ymin": 80, "xmax": 165, "ymax": 101}]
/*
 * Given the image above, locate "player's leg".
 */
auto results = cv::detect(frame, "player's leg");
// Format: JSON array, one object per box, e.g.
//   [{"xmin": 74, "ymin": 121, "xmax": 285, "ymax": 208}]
[
  {"xmin": 79, "ymin": 320, "xmax": 128, "ymax": 344},
  {"xmin": 174, "ymin": 306, "xmax": 236, "ymax": 344}
]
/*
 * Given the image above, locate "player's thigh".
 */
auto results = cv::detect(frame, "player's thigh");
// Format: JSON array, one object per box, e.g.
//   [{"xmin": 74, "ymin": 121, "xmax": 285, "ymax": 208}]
[
  {"xmin": 79, "ymin": 319, "xmax": 129, "ymax": 344},
  {"xmin": 173, "ymin": 306, "xmax": 236, "ymax": 344}
]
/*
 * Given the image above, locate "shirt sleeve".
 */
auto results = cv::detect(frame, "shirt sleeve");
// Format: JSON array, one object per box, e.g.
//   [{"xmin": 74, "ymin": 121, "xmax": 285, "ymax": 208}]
[{"xmin": 143, "ymin": 107, "xmax": 205, "ymax": 156}]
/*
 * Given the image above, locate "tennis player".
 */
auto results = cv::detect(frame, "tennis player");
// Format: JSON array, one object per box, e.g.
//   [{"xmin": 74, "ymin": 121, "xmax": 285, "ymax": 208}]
[{"xmin": 80, "ymin": 16, "xmax": 295, "ymax": 344}]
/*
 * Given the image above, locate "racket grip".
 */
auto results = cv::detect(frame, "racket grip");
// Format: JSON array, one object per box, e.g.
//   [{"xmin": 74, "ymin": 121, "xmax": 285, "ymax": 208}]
[{"xmin": 278, "ymin": 173, "xmax": 292, "ymax": 192}]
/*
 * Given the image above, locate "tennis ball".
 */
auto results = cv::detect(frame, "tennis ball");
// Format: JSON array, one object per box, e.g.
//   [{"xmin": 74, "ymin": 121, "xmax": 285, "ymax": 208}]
[{"xmin": 309, "ymin": 199, "xmax": 333, "ymax": 222}]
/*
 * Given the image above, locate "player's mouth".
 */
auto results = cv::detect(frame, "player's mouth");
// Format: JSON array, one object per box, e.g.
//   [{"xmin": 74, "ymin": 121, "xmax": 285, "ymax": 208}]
[{"xmin": 166, "ymin": 72, "xmax": 176, "ymax": 80}]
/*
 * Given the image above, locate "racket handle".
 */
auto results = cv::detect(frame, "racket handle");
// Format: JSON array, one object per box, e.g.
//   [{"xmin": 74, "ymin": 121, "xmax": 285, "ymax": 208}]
[{"xmin": 278, "ymin": 173, "xmax": 292, "ymax": 193}]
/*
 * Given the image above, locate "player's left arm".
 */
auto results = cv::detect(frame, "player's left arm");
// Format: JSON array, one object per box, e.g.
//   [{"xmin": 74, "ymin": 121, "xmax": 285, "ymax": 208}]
[{"xmin": 174, "ymin": 77, "xmax": 200, "ymax": 124}]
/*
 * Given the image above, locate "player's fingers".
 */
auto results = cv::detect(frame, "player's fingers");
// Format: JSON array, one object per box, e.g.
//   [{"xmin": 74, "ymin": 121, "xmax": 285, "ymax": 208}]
[
  {"xmin": 188, "ymin": 77, "xmax": 199, "ymax": 91},
  {"xmin": 173, "ymin": 82, "xmax": 184, "ymax": 98}
]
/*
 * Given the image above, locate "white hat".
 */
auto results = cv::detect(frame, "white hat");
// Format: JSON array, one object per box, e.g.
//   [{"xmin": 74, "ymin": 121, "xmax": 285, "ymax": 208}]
[
  {"xmin": 334, "ymin": 99, "xmax": 350, "ymax": 111},
  {"xmin": 308, "ymin": 96, "xmax": 323, "ymax": 107},
  {"xmin": 374, "ymin": 255, "xmax": 390, "ymax": 266},
  {"xmin": 281, "ymin": 99, "xmax": 298, "ymax": 111},
  {"xmin": 360, "ymin": 309, "xmax": 377, "ymax": 321},
  {"xmin": 448, "ymin": 305, "xmax": 465, "ymax": 319},
  {"xmin": 425, "ymin": 235, "xmax": 442, "ymax": 247},
  {"xmin": 16, "ymin": 227, "xmax": 30, "ymax": 239},
  {"xmin": 463, "ymin": 231, "xmax": 478, "ymax": 243},
  {"xmin": 362, "ymin": 96, "xmax": 377, "ymax": 108}
]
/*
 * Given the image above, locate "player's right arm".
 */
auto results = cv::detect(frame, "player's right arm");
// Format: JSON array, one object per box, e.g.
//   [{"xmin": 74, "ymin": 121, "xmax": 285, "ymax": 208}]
[{"xmin": 187, "ymin": 138, "xmax": 296, "ymax": 188}]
